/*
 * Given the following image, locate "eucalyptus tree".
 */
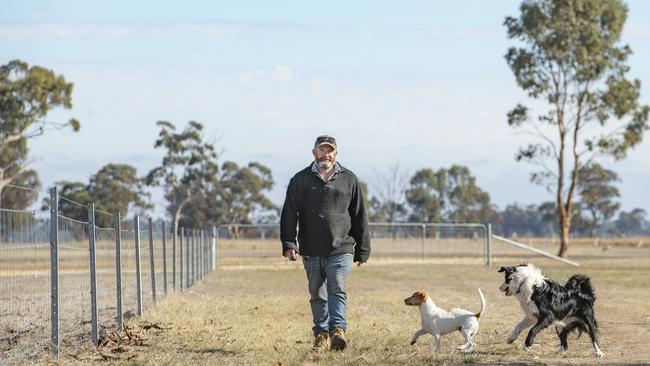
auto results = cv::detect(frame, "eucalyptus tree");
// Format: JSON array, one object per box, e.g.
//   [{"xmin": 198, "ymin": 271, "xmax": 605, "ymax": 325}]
[
  {"xmin": 504, "ymin": 0, "xmax": 648, "ymax": 256},
  {"xmin": 146, "ymin": 121, "xmax": 219, "ymax": 231},
  {"xmin": 0, "ymin": 60, "xmax": 79, "ymax": 208}
]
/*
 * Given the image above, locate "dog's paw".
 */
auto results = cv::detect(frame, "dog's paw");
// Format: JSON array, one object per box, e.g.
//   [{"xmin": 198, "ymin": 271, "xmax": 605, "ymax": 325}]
[
  {"xmin": 458, "ymin": 345, "xmax": 475, "ymax": 353},
  {"xmin": 410, "ymin": 340, "xmax": 416, "ymax": 346},
  {"xmin": 506, "ymin": 335, "xmax": 517, "ymax": 344},
  {"xmin": 558, "ymin": 346, "xmax": 567, "ymax": 355},
  {"xmin": 523, "ymin": 345, "xmax": 532, "ymax": 352},
  {"xmin": 595, "ymin": 349, "xmax": 606, "ymax": 358}
]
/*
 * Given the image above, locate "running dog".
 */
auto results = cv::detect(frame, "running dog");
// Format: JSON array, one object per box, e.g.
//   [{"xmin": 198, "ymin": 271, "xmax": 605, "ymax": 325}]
[
  {"xmin": 404, "ymin": 288, "xmax": 485, "ymax": 352},
  {"xmin": 498, "ymin": 264, "xmax": 605, "ymax": 357}
]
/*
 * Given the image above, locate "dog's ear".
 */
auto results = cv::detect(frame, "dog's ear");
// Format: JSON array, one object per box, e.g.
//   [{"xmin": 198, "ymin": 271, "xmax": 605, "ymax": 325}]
[{"xmin": 498, "ymin": 266, "xmax": 515, "ymax": 273}]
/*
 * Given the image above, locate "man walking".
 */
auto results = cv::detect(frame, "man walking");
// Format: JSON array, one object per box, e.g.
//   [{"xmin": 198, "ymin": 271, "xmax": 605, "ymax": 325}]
[{"xmin": 281, "ymin": 135, "xmax": 371, "ymax": 352}]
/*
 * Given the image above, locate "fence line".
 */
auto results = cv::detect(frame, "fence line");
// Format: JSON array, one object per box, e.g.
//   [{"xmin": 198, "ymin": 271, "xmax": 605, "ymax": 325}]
[
  {"xmin": 215, "ymin": 222, "xmax": 492, "ymax": 265},
  {"xmin": 0, "ymin": 187, "xmax": 217, "ymax": 361}
]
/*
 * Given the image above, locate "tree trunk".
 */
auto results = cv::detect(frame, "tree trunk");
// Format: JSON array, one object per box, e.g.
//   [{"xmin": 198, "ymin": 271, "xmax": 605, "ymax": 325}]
[
  {"xmin": 558, "ymin": 216, "xmax": 570, "ymax": 258},
  {"xmin": 173, "ymin": 196, "xmax": 190, "ymax": 234}
]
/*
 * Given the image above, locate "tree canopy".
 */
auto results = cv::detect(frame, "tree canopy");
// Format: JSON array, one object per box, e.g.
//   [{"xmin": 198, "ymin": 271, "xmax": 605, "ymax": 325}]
[
  {"xmin": 0, "ymin": 59, "xmax": 79, "ymax": 209},
  {"xmin": 405, "ymin": 165, "xmax": 497, "ymax": 224},
  {"xmin": 46, "ymin": 164, "xmax": 150, "ymax": 227}
]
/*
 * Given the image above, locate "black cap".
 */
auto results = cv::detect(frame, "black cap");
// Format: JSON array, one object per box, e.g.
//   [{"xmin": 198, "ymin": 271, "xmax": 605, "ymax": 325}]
[{"xmin": 314, "ymin": 135, "xmax": 337, "ymax": 149}]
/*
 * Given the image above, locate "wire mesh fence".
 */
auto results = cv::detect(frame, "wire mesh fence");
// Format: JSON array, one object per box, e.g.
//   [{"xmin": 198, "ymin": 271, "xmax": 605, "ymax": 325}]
[
  {"xmin": 0, "ymin": 209, "xmax": 51, "ymax": 359},
  {"xmin": 0, "ymin": 187, "xmax": 216, "ymax": 363}
]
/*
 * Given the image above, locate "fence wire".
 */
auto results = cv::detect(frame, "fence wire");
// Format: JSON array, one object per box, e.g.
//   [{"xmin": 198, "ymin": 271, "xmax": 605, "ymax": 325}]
[
  {"xmin": 0, "ymin": 209, "xmax": 51, "ymax": 360},
  {"xmin": 1, "ymin": 187, "xmax": 215, "ymax": 362},
  {"xmin": 57, "ymin": 214, "xmax": 91, "ymax": 353}
]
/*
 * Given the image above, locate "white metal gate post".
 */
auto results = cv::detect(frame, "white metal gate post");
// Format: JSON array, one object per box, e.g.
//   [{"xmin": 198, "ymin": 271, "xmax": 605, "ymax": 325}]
[
  {"xmin": 421, "ymin": 224, "xmax": 426, "ymax": 259},
  {"xmin": 486, "ymin": 223, "xmax": 492, "ymax": 266}
]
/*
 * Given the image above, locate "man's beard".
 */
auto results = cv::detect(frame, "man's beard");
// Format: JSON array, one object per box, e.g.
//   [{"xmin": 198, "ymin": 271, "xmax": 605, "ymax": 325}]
[{"xmin": 318, "ymin": 160, "xmax": 333, "ymax": 170}]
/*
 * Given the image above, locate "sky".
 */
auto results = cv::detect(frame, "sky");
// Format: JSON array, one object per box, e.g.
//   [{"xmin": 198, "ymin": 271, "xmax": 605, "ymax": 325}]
[{"xmin": 2, "ymin": 0, "xmax": 650, "ymax": 219}]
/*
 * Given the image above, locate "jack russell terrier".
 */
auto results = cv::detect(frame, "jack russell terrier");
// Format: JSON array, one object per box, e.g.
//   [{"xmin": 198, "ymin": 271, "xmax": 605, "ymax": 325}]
[{"xmin": 404, "ymin": 288, "xmax": 486, "ymax": 352}]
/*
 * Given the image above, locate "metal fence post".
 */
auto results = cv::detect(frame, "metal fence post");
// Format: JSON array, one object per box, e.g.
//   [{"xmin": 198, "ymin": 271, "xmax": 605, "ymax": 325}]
[
  {"xmin": 197, "ymin": 229, "xmax": 200, "ymax": 281},
  {"xmin": 114, "ymin": 212, "xmax": 123, "ymax": 329},
  {"xmin": 162, "ymin": 221, "xmax": 168, "ymax": 295},
  {"xmin": 185, "ymin": 228, "xmax": 190, "ymax": 287},
  {"xmin": 421, "ymin": 224, "xmax": 426, "ymax": 259},
  {"xmin": 200, "ymin": 230, "xmax": 205, "ymax": 278},
  {"xmin": 212, "ymin": 226, "xmax": 217, "ymax": 271},
  {"xmin": 197, "ymin": 230, "xmax": 201, "ymax": 280},
  {"xmin": 134, "ymin": 216, "xmax": 143, "ymax": 316},
  {"xmin": 180, "ymin": 227, "xmax": 184, "ymax": 290},
  {"xmin": 172, "ymin": 223, "xmax": 177, "ymax": 290},
  {"xmin": 87, "ymin": 203, "xmax": 99, "ymax": 345},
  {"xmin": 148, "ymin": 217, "xmax": 156, "ymax": 302},
  {"xmin": 191, "ymin": 230, "xmax": 195, "ymax": 285},
  {"xmin": 49, "ymin": 187, "xmax": 60, "ymax": 356},
  {"xmin": 486, "ymin": 223, "xmax": 492, "ymax": 267}
]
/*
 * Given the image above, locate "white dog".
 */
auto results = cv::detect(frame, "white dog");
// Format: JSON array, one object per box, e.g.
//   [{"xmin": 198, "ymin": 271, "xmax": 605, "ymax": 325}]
[{"xmin": 404, "ymin": 289, "xmax": 486, "ymax": 352}]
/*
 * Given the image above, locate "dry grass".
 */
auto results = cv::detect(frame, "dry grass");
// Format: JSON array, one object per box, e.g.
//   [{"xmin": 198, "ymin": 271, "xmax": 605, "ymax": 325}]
[{"xmin": 28, "ymin": 242, "xmax": 650, "ymax": 366}]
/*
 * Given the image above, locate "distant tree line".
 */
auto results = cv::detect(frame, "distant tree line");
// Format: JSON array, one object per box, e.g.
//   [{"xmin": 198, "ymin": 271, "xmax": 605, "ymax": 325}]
[{"xmin": 364, "ymin": 162, "xmax": 650, "ymax": 237}]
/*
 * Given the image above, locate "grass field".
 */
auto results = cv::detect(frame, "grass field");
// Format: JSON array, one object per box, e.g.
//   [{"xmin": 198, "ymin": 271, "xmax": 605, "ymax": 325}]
[{"xmin": 25, "ymin": 240, "xmax": 649, "ymax": 366}]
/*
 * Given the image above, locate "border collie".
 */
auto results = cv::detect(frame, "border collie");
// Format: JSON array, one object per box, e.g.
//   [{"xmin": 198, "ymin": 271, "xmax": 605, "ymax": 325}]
[{"xmin": 498, "ymin": 264, "xmax": 605, "ymax": 357}]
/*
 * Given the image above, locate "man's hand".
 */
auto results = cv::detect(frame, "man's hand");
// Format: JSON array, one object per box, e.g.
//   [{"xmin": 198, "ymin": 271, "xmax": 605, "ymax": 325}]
[
  {"xmin": 355, "ymin": 261, "xmax": 364, "ymax": 267},
  {"xmin": 283, "ymin": 249, "xmax": 298, "ymax": 261}
]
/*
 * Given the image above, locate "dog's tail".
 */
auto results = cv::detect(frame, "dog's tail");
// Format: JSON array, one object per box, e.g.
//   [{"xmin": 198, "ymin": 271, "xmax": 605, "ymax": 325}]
[
  {"xmin": 565, "ymin": 274, "xmax": 596, "ymax": 305},
  {"xmin": 475, "ymin": 288, "xmax": 486, "ymax": 320}
]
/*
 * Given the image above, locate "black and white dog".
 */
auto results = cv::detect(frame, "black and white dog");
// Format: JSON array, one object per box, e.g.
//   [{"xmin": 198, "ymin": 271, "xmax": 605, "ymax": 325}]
[{"xmin": 498, "ymin": 264, "xmax": 605, "ymax": 357}]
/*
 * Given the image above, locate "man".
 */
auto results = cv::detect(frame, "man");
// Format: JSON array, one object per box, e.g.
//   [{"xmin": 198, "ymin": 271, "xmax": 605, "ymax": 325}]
[{"xmin": 281, "ymin": 135, "xmax": 371, "ymax": 353}]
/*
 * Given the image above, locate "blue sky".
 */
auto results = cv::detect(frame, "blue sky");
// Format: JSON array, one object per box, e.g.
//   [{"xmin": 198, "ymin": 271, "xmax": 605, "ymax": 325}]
[{"xmin": 2, "ymin": 0, "xmax": 650, "ymax": 218}]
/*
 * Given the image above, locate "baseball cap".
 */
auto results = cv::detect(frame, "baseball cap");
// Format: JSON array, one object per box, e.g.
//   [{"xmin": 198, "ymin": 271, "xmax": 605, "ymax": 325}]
[{"xmin": 314, "ymin": 135, "xmax": 337, "ymax": 149}]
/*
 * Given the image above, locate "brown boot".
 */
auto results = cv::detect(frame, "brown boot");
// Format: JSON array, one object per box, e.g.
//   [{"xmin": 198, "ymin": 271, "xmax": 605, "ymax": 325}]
[
  {"xmin": 330, "ymin": 327, "xmax": 347, "ymax": 351},
  {"xmin": 312, "ymin": 331, "xmax": 330, "ymax": 353}
]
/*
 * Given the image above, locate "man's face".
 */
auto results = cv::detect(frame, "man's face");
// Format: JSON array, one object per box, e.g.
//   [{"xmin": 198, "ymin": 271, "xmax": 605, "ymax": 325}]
[{"xmin": 312, "ymin": 145, "xmax": 337, "ymax": 170}]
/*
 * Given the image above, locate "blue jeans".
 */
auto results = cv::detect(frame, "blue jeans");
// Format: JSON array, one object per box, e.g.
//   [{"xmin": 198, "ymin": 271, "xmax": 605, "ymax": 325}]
[{"xmin": 303, "ymin": 253, "xmax": 353, "ymax": 335}]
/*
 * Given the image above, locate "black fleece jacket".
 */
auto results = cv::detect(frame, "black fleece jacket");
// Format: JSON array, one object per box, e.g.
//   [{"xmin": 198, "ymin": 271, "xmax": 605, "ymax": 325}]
[{"xmin": 280, "ymin": 163, "xmax": 371, "ymax": 263}]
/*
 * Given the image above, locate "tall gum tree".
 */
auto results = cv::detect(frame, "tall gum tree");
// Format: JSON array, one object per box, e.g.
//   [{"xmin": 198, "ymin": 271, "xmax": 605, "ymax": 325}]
[{"xmin": 504, "ymin": 0, "xmax": 649, "ymax": 256}]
